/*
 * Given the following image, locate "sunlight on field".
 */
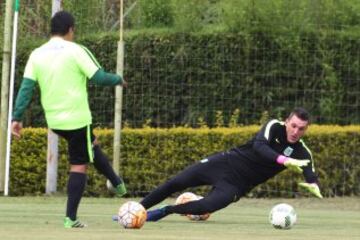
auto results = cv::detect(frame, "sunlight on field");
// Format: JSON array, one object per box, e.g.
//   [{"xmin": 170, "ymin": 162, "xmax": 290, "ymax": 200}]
[{"xmin": 0, "ymin": 197, "xmax": 359, "ymax": 240}]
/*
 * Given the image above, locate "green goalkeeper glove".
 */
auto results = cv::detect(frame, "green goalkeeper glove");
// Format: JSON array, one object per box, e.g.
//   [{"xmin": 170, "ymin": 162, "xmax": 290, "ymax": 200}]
[
  {"xmin": 298, "ymin": 182, "xmax": 323, "ymax": 199},
  {"xmin": 283, "ymin": 158, "xmax": 310, "ymax": 173}
]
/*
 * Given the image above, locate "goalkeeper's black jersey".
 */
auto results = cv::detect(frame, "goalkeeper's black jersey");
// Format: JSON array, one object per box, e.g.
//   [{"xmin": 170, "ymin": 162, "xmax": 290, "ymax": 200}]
[{"xmin": 227, "ymin": 119, "xmax": 318, "ymax": 186}]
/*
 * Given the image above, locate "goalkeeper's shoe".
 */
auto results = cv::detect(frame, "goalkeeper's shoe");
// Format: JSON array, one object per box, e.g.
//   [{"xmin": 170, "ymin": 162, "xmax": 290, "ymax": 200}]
[
  {"xmin": 146, "ymin": 206, "xmax": 169, "ymax": 222},
  {"xmin": 64, "ymin": 217, "xmax": 87, "ymax": 228},
  {"xmin": 115, "ymin": 182, "xmax": 127, "ymax": 197}
]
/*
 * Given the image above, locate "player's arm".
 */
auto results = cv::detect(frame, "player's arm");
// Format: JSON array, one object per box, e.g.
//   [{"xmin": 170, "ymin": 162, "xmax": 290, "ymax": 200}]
[
  {"xmin": 297, "ymin": 149, "xmax": 323, "ymax": 198},
  {"xmin": 89, "ymin": 68, "xmax": 126, "ymax": 87},
  {"xmin": 299, "ymin": 166, "xmax": 322, "ymax": 198},
  {"xmin": 13, "ymin": 78, "xmax": 36, "ymax": 121},
  {"xmin": 298, "ymin": 182, "xmax": 322, "ymax": 198},
  {"xmin": 252, "ymin": 119, "xmax": 283, "ymax": 162},
  {"xmin": 12, "ymin": 78, "xmax": 36, "ymax": 138},
  {"xmin": 12, "ymin": 52, "xmax": 37, "ymax": 138},
  {"xmin": 75, "ymin": 45, "xmax": 126, "ymax": 87},
  {"xmin": 302, "ymin": 159, "xmax": 318, "ymax": 183}
]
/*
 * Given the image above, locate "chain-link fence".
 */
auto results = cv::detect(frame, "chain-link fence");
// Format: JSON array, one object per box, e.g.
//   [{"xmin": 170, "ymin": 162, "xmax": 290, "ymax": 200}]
[{"xmin": 1, "ymin": 0, "xmax": 360, "ymax": 128}]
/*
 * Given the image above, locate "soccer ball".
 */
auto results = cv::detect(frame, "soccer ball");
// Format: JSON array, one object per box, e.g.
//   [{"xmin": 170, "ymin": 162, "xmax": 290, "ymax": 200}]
[
  {"xmin": 175, "ymin": 192, "xmax": 198, "ymax": 205},
  {"xmin": 175, "ymin": 192, "xmax": 210, "ymax": 221},
  {"xmin": 269, "ymin": 203, "xmax": 297, "ymax": 229},
  {"xmin": 118, "ymin": 201, "xmax": 147, "ymax": 229},
  {"xmin": 187, "ymin": 195, "xmax": 210, "ymax": 221}
]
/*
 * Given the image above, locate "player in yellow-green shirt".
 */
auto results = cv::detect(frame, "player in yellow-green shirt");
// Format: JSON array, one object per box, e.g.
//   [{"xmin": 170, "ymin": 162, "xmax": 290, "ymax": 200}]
[{"xmin": 11, "ymin": 11, "xmax": 127, "ymax": 228}]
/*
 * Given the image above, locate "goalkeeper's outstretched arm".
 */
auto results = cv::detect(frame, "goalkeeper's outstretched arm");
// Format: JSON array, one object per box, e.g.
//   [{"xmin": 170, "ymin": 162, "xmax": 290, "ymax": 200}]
[{"xmin": 298, "ymin": 182, "xmax": 323, "ymax": 198}]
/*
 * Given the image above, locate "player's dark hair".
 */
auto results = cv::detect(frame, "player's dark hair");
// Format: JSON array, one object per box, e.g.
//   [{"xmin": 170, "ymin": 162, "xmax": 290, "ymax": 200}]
[
  {"xmin": 288, "ymin": 107, "xmax": 310, "ymax": 122},
  {"xmin": 50, "ymin": 11, "xmax": 75, "ymax": 36}
]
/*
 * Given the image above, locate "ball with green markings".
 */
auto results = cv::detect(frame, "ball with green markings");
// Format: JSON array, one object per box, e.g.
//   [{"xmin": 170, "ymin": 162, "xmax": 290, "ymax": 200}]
[{"xmin": 269, "ymin": 203, "xmax": 297, "ymax": 229}]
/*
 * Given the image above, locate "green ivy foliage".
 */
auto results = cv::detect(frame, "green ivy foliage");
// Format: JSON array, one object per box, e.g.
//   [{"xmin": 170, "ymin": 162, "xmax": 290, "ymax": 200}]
[{"xmin": 9, "ymin": 125, "xmax": 360, "ymax": 197}]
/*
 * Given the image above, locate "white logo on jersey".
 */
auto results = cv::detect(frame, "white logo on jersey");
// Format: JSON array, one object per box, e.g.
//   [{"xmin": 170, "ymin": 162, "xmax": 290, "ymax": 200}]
[
  {"xmin": 200, "ymin": 158, "xmax": 208, "ymax": 163},
  {"xmin": 283, "ymin": 147, "xmax": 294, "ymax": 156}
]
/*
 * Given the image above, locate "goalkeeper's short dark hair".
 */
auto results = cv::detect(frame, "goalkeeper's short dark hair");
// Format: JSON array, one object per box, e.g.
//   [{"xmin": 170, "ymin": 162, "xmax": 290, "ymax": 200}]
[
  {"xmin": 288, "ymin": 107, "xmax": 310, "ymax": 122},
  {"xmin": 51, "ymin": 11, "xmax": 75, "ymax": 36}
]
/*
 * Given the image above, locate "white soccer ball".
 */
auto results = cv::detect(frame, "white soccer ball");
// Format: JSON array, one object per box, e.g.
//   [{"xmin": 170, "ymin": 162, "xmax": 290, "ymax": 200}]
[
  {"xmin": 175, "ymin": 192, "xmax": 210, "ymax": 221},
  {"xmin": 175, "ymin": 192, "xmax": 198, "ymax": 205},
  {"xmin": 269, "ymin": 203, "xmax": 297, "ymax": 229},
  {"xmin": 118, "ymin": 201, "xmax": 147, "ymax": 229}
]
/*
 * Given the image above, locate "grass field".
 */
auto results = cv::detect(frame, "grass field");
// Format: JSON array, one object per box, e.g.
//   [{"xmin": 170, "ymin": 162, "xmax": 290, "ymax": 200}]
[{"xmin": 0, "ymin": 196, "xmax": 359, "ymax": 240}]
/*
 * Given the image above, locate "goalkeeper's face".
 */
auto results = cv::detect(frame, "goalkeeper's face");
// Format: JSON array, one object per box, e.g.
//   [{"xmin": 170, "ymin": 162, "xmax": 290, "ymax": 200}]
[{"xmin": 285, "ymin": 115, "xmax": 309, "ymax": 143}]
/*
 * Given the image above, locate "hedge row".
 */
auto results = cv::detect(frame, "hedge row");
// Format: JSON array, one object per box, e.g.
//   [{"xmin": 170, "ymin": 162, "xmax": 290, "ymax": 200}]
[
  {"xmin": 9, "ymin": 125, "xmax": 360, "ymax": 197},
  {"xmin": 11, "ymin": 28, "xmax": 360, "ymax": 127}
]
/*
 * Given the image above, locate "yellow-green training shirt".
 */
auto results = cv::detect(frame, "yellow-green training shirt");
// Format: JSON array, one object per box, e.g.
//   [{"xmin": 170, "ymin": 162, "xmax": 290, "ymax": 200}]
[{"xmin": 23, "ymin": 37, "xmax": 100, "ymax": 130}]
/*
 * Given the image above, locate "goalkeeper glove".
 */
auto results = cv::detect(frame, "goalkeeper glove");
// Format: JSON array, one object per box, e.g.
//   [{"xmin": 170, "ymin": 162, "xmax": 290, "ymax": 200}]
[
  {"xmin": 298, "ymin": 182, "xmax": 323, "ymax": 199},
  {"xmin": 277, "ymin": 155, "xmax": 310, "ymax": 173}
]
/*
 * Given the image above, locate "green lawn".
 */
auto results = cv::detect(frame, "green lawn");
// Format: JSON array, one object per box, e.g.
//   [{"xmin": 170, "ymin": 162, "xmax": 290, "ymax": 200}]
[{"xmin": 0, "ymin": 196, "xmax": 359, "ymax": 240}]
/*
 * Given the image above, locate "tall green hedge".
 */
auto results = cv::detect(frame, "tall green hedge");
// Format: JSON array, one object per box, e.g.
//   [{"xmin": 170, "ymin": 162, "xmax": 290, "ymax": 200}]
[
  {"xmin": 2, "ymin": 0, "xmax": 360, "ymax": 127},
  {"xmin": 9, "ymin": 125, "xmax": 360, "ymax": 197},
  {"xmin": 13, "ymin": 29, "xmax": 360, "ymax": 128}
]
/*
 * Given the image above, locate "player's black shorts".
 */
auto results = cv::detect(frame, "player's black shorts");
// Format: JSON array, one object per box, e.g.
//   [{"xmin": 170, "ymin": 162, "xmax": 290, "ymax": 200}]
[{"xmin": 52, "ymin": 125, "xmax": 95, "ymax": 165}]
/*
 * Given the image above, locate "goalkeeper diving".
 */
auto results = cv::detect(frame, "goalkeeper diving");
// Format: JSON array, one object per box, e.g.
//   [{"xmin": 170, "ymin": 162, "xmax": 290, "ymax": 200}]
[{"xmin": 136, "ymin": 107, "xmax": 323, "ymax": 222}]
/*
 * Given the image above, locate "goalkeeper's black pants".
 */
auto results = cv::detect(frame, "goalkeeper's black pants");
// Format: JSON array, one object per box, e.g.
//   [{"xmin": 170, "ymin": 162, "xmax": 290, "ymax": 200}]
[{"xmin": 141, "ymin": 152, "xmax": 251, "ymax": 215}]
